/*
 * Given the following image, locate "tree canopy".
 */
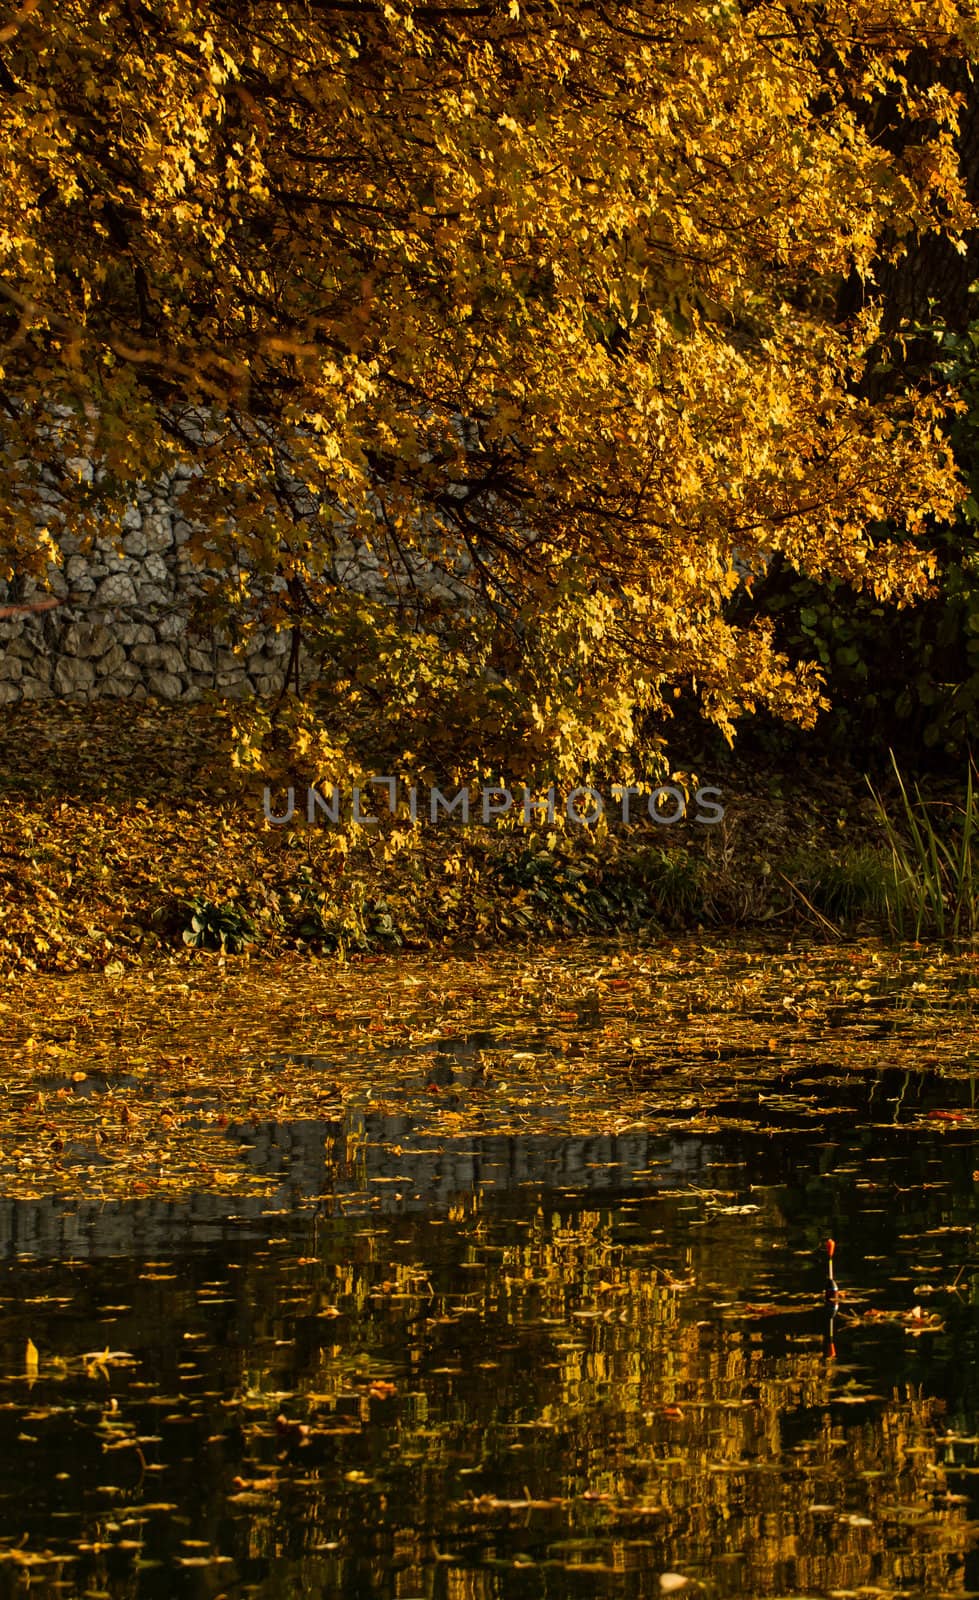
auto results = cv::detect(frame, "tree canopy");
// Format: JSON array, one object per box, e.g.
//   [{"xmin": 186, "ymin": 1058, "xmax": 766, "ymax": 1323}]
[{"xmin": 1, "ymin": 0, "xmax": 977, "ymax": 782}]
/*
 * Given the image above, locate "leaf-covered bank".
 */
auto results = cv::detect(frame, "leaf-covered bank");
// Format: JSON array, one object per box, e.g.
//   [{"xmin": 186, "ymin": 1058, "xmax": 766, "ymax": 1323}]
[{"xmin": 0, "ymin": 701, "xmax": 974, "ymax": 977}]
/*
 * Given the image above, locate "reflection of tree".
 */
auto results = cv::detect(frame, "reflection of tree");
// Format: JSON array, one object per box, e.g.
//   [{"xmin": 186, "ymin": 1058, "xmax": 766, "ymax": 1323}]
[{"xmin": 0, "ymin": 1199, "xmax": 971, "ymax": 1598}]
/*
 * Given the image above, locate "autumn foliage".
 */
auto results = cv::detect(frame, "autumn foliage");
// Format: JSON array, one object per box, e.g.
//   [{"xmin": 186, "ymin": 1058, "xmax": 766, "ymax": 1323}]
[{"xmin": 1, "ymin": 1, "xmax": 976, "ymax": 780}]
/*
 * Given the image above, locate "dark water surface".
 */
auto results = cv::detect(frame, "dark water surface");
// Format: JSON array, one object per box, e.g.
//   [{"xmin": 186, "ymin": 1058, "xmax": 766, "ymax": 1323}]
[
  {"xmin": 2, "ymin": 1132, "xmax": 979, "ymax": 1598},
  {"xmin": 3, "ymin": 989, "xmax": 979, "ymax": 1595}
]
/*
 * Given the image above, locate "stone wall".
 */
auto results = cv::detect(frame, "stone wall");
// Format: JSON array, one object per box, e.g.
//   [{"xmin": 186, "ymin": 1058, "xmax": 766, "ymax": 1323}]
[{"xmin": 0, "ymin": 467, "xmax": 294, "ymax": 707}]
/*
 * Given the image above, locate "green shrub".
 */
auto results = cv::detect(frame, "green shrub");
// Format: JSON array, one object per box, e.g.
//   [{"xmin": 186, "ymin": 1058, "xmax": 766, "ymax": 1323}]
[{"xmin": 180, "ymin": 895, "xmax": 256, "ymax": 954}]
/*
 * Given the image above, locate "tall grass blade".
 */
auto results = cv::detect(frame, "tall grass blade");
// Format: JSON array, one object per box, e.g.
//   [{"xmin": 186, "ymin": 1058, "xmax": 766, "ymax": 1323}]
[{"xmin": 868, "ymin": 752, "xmax": 979, "ymax": 945}]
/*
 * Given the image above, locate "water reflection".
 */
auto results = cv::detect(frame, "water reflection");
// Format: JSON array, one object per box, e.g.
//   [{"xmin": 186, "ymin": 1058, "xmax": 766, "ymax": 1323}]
[{"xmin": 0, "ymin": 1119, "xmax": 976, "ymax": 1596}]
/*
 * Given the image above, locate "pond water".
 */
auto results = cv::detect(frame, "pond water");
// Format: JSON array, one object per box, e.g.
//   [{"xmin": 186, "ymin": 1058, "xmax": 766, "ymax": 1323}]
[{"xmin": 1, "ymin": 941, "xmax": 979, "ymax": 1597}]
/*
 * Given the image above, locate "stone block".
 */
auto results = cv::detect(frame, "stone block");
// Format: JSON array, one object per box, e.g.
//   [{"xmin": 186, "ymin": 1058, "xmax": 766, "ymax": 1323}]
[
  {"xmin": 142, "ymin": 513, "xmax": 173, "ymax": 552},
  {"xmin": 18, "ymin": 678, "xmax": 52, "ymax": 700},
  {"xmin": 95, "ymin": 573, "xmax": 138, "ymax": 607},
  {"xmin": 130, "ymin": 642, "xmax": 185, "ymax": 674},
  {"xmin": 107, "ymin": 659, "xmax": 142, "ymax": 681},
  {"xmin": 53, "ymin": 656, "xmax": 96, "ymax": 695},
  {"xmin": 142, "ymin": 553, "xmax": 170, "ymax": 584},
  {"xmin": 146, "ymin": 671, "xmax": 184, "ymax": 701},
  {"xmin": 21, "ymin": 658, "xmax": 51, "ymax": 686},
  {"xmin": 95, "ymin": 643, "xmax": 127, "ymax": 675},
  {"xmin": 155, "ymin": 613, "xmax": 188, "ymax": 641},
  {"xmin": 113, "ymin": 623, "xmax": 156, "ymax": 647},
  {"xmin": 75, "ymin": 623, "xmax": 114, "ymax": 659},
  {"xmin": 6, "ymin": 635, "xmax": 43, "ymax": 661}
]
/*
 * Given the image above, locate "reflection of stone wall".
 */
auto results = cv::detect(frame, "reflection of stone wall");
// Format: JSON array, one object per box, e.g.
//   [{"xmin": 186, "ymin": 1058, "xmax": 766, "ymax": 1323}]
[
  {"xmin": 0, "ymin": 1126, "xmax": 709, "ymax": 1257},
  {"xmin": 0, "ymin": 469, "xmax": 293, "ymax": 706}
]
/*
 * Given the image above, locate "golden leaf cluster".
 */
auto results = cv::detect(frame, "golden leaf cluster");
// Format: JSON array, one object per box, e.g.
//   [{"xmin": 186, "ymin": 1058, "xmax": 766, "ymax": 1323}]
[{"xmin": 0, "ymin": 1, "xmax": 974, "ymax": 768}]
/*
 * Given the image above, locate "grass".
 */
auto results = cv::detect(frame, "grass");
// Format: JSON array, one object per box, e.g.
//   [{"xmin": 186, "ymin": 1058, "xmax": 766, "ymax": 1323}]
[
  {"xmin": 868, "ymin": 753, "xmax": 979, "ymax": 944},
  {"xmin": 777, "ymin": 846, "xmax": 904, "ymax": 931}
]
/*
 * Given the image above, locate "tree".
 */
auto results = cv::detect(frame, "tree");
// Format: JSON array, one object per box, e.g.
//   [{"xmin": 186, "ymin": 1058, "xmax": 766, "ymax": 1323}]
[
  {"xmin": 836, "ymin": 49, "xmax": 979, "ymax": 347},
  {"xmin": 0, "ymin": 0, "xmax": 975, "ymax": 784}
]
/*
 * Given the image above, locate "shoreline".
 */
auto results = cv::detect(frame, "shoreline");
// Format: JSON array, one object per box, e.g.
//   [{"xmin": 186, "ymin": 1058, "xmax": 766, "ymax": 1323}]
[{"xmin": 1, "ymin": 701, "xmax": 974, "ymax": 977}]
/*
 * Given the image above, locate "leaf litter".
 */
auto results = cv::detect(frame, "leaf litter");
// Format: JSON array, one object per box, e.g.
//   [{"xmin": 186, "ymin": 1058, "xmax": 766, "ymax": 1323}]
[{"xmin": 0, "ymin": 936, "xmax": 972, "ymax": 1201}]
